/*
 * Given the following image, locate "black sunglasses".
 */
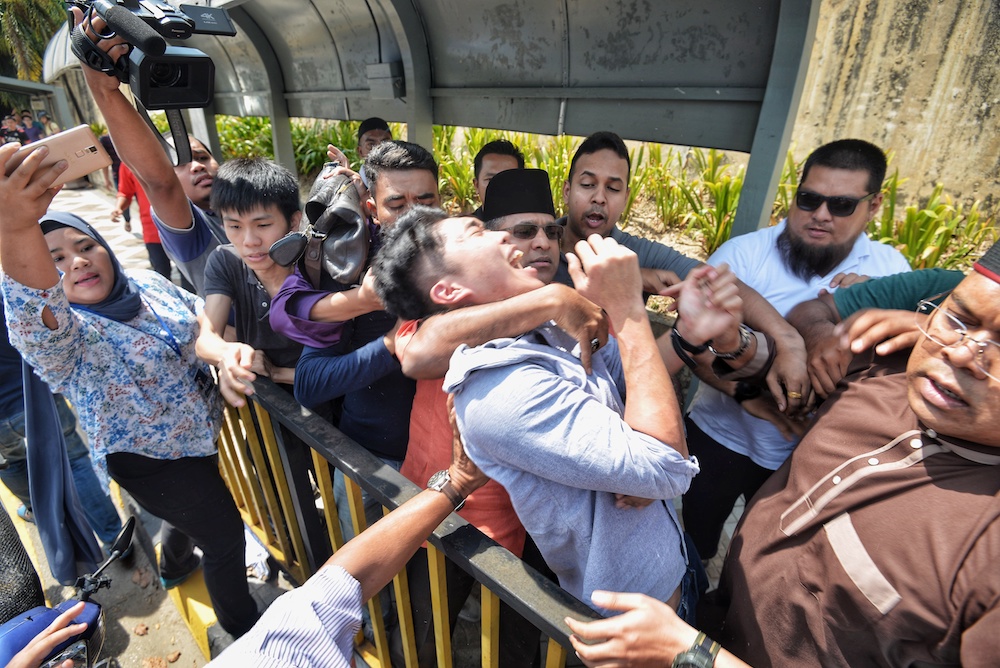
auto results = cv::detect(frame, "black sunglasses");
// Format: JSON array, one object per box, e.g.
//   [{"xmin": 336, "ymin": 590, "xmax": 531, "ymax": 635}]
[
  {"xmin": 795, "ymin": 189, "xmax": 877, "ymax": 217},
  {"xmin": 506, "ymin": 223, "xmax": 564, "ymax": 240}
]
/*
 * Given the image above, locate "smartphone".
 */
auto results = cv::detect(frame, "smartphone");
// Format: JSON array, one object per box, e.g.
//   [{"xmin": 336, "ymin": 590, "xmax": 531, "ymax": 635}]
[{"xmin": 3, "ymin": 125, "xmax": 112, "ymax": 188}]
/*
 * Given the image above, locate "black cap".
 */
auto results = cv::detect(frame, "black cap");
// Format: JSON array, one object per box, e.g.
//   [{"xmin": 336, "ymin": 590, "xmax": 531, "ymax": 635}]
[
  {"xmin": 974, "ymin": 241, "xmax": 1000, "ymax": 284},
  {"xmin": 482, "ymin": 168, "xmax": 556, "ymax": 221},
  {"xmin": 357, "ymin": 117, "xmax": 390, "ymax": 142}
]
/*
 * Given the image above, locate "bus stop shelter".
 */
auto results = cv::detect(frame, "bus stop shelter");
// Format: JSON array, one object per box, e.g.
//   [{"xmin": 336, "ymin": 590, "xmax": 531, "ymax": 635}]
[{"xmin": 45, "ymin": 0, "xmax": 821, "ymax": 236}]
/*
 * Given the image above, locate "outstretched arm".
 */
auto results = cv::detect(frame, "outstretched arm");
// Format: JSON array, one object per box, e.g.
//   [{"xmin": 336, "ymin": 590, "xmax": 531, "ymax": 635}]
[
  {"xmin": 738, "ymin": 281, "xmax": 810, "ymax": 414},
  {"xmin": 196, "ymin": 294, "xmax": 259, "ymax": 406},
  {"xmin": 837, "ymin": 307, "xmax": 924, "ymax": 358},
  {"xmin": 399, "ymin": 282, "xmax": 607, "ymax": 379},
  {"xmin": 570, "ymin": 235, "xmax": 683, "ymax": 454},
  {"xmin": 328, "ymin": 394, "xmax": 486, "ymax": 601},
  {"xmin": 0, "ymin": 143, "xmax": 64, "ymax": 330},
  {"xmin": 658, "ymin": 263, "xmax": 755, "ymax": 376}
]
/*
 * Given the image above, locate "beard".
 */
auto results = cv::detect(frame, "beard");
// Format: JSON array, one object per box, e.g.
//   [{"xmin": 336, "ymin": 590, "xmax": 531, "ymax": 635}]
[{"xmin": 776, "ymin": 227, "xmax": 856, "ymax": 281}]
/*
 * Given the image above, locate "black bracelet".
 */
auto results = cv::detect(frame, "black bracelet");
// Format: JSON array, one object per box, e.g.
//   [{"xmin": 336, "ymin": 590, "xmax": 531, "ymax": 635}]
[
  {"xmin": 671, "ymin": 328, "xmax": 700, "ymax": 370},
  {"xmin": 733, "ymin": 380, "xmax": 763, "ymax": 403},
  {"xmin": 671, "ymin": 323, "xmax": 711, "ymax": 354}
]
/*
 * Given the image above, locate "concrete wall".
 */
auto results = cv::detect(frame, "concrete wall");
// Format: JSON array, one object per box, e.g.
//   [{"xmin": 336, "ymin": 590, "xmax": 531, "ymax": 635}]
[{"xmin": 791, "ymin": 0, "xmax": 999, "ymax": 211}]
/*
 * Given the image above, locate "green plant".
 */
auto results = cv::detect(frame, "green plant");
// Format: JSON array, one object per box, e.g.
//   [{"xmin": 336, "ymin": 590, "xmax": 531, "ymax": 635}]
[
  {"xmin": 772, "ymin": 149, "xmax": 801, "ymax": 223},
  {"xmin": 438, "ymin": 157, "xmax": 478, "ymax": 214},
  {"xmin": 528, "ymin": 134, "xmax": 579, "ymax": 217},
  {"xmin": 869, "ymin": 184, "xmax": 998, "ymax": 270},
  {"xmin": 678, "ymin": 148, "xmax": 745, "ymax": 256},
  {"xmin": 290, "ymin": 119, "xmax": 360, "ymax": 177},
  {"xmin": 621, "ymin": 144, "xmax": 647, "ymax": 225},
  {"xmin": 215, "ymin": 115, "xmax": 273, "ymax": 161},
  {"xmin": 147, "ymin": 111, "xmax": 169, "ymax": 134}
]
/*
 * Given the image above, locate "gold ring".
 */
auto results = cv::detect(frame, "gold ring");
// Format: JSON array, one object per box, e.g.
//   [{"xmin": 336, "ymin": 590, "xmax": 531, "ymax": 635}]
[{"xmin": 786, "ymin": 391, "xmax": 803, "ymax": 399}]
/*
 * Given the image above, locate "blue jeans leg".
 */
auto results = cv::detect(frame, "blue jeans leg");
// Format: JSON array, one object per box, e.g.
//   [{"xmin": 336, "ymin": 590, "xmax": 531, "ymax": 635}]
[
  {"xmin": 57, "ymin": 397, "xmax": 122, "ymax": 546},
  {"xmin": 334, "ymin": 457, "xmax": 403, "ymax": 636},
  {"xmin": 0, "ymin": 412, "xmax": 31, "ymax": 506},
  {"xmin": 67, "ymin": 454, "xmax": 122, "ymax": 546},
  {"xmin": 676, "ymin": 532, "xmax": 709, "ymax": 626}
]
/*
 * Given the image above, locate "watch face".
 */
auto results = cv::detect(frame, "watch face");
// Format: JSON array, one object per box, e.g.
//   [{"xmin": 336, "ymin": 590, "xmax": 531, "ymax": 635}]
[{"xmin": 428, "ymin": 470, "xmax": 449, "ymax": 489}]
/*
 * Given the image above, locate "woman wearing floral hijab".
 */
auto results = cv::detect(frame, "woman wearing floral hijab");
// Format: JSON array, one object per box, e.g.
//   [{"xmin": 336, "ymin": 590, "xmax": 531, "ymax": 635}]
[{"xmin": 0, "ymin": 143, "xmax": 259, "ymax": 638}]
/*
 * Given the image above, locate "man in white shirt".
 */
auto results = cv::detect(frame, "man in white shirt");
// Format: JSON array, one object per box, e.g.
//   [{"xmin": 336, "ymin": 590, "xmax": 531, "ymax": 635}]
[{"xmin": 683, "ymin": 138, "xmax": 912, "ymax": 561}]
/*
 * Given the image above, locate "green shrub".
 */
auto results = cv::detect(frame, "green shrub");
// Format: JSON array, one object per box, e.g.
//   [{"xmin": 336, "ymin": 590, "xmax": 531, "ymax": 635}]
[
  {"xmin": 772, "ymin": 149, "xmax": 801, "ymax": 223},
  {"xmin": 622, "ymin": 144, "xmax": 647, "ymax": 223},
  {"xmin": 174, "ymin": 114, "xmax": 995, "ymax": 270},
  {"xmin": 215, "ymin": 115, "xmax": 273, "ymax": 161},
  {"xmin": 870, "ymin": 182, "xmax": 997, "ymax": 270},
  {"xmin": 678, "ymin": 148, "xmax": 744, "ymax": 256},
  {"xmin": 527, "ymin": 134, "xmax": 579, "ymax": 218},
  {"xmin": 290, "ymin": 119, "xmax": 361, "ymax": 177}
]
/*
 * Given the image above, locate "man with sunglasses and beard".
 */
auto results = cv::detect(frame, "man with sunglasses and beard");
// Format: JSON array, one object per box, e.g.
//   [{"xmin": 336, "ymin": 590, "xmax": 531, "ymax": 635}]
[{"xmin": 682, "ymin": 139, "xmax": 911, "ymax": 564}]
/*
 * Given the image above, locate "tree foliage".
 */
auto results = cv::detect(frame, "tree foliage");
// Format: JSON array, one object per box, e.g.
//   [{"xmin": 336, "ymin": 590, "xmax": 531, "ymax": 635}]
[{"xmin": 0, "ymin": 0, "xmax": 65, "ymax": 80}]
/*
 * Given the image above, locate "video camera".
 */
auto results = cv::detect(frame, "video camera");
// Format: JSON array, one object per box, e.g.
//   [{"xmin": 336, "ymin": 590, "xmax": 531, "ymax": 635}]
[{"xmin": 68, "ymin": 0, "xmax": 236, "ymax": 109}]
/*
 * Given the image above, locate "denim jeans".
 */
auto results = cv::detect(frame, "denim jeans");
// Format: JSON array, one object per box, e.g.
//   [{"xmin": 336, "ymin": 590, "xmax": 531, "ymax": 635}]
[
  {"xmin": 676, "ymin": 532, "xmax": 709, "ymax": 625},
  {"xmin": 334, "ymin": 457, "xmax": 403, "ymax": 638},
  {"xmin": 0, "ymin": 396, "xmax": 122, "ymax": 546}
]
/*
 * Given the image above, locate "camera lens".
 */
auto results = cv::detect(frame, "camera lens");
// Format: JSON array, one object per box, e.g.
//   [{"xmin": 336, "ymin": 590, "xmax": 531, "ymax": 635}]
[{"xmin": 149, "ymin": 62, "xmax": 184, "ymax": 88}]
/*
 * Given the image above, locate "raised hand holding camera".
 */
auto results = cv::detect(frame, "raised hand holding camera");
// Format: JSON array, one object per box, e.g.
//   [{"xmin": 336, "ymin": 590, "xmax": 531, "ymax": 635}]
[{"xmin": 68, "ymin": 0, "xmax": 235, "ymax": 110}]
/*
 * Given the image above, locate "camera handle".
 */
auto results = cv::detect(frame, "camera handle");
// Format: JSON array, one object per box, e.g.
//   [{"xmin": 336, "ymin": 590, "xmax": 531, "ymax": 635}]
[
  {"xmin": 68, "ymin": 1, "xmax": 166, "ymax": 82},
  {"xmin": 135, "ymin": 100, "xmax": 193, "ymax": 166}
]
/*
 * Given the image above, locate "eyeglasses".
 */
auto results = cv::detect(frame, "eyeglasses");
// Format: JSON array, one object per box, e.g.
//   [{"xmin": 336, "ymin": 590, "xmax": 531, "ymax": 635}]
[
  {"xmin": 505, "ymin": 223, "xmax": 564, "ymax": 241},
  {"xmin": 916, "ymin": 299, "xmax": 1000, "ymax": 382},
  {"xmin": 795, "ymin": 189, "xmax": 877, "ymax": 217}
]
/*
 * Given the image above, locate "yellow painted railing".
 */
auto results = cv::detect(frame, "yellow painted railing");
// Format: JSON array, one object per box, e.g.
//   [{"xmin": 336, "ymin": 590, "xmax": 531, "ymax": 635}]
[{"xmin": 215, "ymin": 379, "xmax": 603, "ymax": 667}]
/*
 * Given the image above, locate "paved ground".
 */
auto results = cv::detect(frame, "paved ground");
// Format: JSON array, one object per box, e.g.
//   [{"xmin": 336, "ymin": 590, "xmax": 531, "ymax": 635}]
[{"xmin": 2, "ymin": 181, "xmax": 208, "ymax": 668}]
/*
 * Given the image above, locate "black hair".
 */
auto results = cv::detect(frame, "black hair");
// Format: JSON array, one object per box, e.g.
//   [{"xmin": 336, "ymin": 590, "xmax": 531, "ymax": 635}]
[
  {"xmin": 160, "ymin": 133, "xmax": 214, "ymax": 159},
  {"xmin": 210, "ymin": 157, "xmax": 301, "ymax": 225},
  {"xmin": 373, "ymin": 206, "xmax": 453, "ymax": 320},
  {"xmin": 357, "ymin": 117, "xmax": 391, "ymax": 143},
  {"xmin": 474, "ymin": 139, "xmax": 525, "ymax": 179},
  {"xmin": 800, "ymin": 139, "xmax": 887, "ymax": 194},
  {"xmin": 364, "ymin": 140, "xmax": 439, "ymax": 199},
  {"xmin": 568, "ymin": 131, "xmax": 631, "ymax": 182}
]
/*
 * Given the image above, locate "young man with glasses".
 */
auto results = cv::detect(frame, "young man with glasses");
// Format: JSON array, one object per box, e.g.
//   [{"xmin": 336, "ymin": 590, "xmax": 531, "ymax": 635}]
[
  {"xmin": 682, "ymin": 139, "xmax": 912, "ymax": 563},
  {"xmin": 565, "ymin": 241, "xmax": 1000, "ymax": 668}
]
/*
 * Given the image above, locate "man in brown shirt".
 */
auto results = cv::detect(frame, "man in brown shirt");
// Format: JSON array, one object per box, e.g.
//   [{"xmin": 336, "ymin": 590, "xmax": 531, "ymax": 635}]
[{"xmin": 566, "ymin": 241, "xmax": 1000, "ymax": 667}]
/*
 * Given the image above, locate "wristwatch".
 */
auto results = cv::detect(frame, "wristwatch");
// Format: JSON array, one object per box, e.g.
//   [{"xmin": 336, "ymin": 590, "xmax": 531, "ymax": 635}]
[
  {"xmin": 671, "ymin": 632, "xmax": 721, "ymax": 668},
  {"xmin": 427, "ymin": 469, "xmax": 466, "ymax": 511}
]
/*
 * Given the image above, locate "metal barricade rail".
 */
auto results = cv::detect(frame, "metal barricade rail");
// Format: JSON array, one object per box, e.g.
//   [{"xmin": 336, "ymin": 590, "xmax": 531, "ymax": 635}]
[{"xmin": 216, "ymin": 378, "xmax": 604, "ymax": 667}]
